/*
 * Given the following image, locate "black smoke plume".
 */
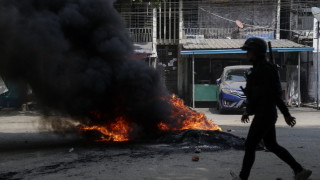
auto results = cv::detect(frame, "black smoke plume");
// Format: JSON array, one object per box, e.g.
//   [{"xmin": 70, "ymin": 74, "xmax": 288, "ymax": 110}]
[{"xmin": 0, "ymin": 0, "xmax": 172, "ymax": 139}]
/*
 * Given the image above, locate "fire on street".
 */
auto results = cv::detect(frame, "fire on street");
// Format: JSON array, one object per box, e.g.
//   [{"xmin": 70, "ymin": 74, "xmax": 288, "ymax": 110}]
[{"xmin": 0, "ymin": 107, "xmax": 319, "ymax": 180}]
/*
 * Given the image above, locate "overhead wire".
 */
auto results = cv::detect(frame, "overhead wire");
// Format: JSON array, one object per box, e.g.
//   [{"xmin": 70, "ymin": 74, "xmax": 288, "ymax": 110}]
[
  {"xmin": 198, "ymin": 7, "xmax": 313, "ymax": 32},
  {"xmin": 115, "ymin": 0, "xmax": 319, "ymax": 32}
]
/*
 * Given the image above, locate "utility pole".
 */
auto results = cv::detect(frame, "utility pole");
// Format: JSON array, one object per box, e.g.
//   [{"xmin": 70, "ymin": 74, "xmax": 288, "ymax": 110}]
[
  {"xmin": 312, "ymin": 7, "xmax": 320, "ymax": 109},
  {"xmin": 317, "ymin": 21, "xmax": 319, "ymax": 110},
  {"xmin": 276, "ymin": 0, "xmax": 281, "ymax": 39}
]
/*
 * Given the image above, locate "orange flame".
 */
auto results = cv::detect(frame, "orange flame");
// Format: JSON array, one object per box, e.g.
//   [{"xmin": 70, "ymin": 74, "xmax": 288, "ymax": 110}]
[
  {"xmin": 78, "ymin": 116, "xmax": 131, "ymax": 142},
  {"xmin": 158, "ymin": 94, "xmax": 222, "ymax": 131},
  {"xmin": 78, "ymin": 94, "xmax": 221, "ymax": 142}
]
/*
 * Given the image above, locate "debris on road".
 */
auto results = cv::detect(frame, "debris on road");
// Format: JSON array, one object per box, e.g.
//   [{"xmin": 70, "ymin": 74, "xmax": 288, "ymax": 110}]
[{"xmin": 192, "ymin": 156, "xmax": 199, "ymax": 161}]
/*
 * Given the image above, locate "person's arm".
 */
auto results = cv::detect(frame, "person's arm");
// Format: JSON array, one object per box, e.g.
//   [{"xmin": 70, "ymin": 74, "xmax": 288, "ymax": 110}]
[
  {"xmin": 271, "ymin": 66, "xmax": 296, "ymax": 127},
  {"xmin": 275, "ymin": 96, "xmax": 290, "ymax": 117},
  {"xmin": 241, "ymin": 87, "xmax": 251, "ymax": 123},
  {"xmin": 241, "ymin": 86, "xmax": 254, "ymax": 116},
  {"xmin": 275, "ymin": 87, "xmax": 296, "ymax": 127},
  {"xmin": 241, "ymin": 78, "xmax": 253, "ymax": 123},
  {"xmin": 271, "ymin": 67, "xmax": 290, "ymax": 116}
]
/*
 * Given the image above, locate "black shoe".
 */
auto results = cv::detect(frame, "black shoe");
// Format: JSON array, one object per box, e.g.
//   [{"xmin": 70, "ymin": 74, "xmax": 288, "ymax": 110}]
[{"xmin": 294, "ymin": 168, "xmax": 312, "ymax": 180}]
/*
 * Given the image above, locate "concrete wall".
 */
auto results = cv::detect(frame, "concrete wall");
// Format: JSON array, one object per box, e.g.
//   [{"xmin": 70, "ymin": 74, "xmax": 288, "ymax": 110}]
[
  {"xmin": 308, "ymin": 52, "xmax": 320, "ymax": 103},
  {"xmin": 299, "ymin": 51, "xmax": 320, "ymax": 103}
]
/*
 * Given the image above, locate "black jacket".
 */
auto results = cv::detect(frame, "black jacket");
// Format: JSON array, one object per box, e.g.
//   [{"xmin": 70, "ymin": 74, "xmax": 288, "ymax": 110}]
[{"xmin": 244, "ymin": 59, "xmax": 290, "ymax": 117}]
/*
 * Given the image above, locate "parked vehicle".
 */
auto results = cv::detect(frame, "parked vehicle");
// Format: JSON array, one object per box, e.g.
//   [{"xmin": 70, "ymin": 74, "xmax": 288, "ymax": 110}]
[{"xmin": 216, "ymin": 65, "xmax": 252, "ymax": 113}]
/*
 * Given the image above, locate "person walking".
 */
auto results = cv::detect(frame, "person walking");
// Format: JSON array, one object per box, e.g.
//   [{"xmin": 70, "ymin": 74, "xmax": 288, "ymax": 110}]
[{"xmin": 231, "ymin": 37, "xmax": 312, "ymax": 180}]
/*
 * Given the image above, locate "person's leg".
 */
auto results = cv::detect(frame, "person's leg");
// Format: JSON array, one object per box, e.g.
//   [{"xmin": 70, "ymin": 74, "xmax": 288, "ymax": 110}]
[
  {"xmin": 263, "ymin": 124, "xmax": 303, "ymax": 174},
  {"xmin": 239, "ymin": 117, "xmax": 268, "ymax": 180}
]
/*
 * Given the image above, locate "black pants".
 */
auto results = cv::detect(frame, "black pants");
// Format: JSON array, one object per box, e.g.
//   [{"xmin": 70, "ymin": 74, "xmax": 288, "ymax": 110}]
[{"xmin": 239, "ymin": 115, "xmax": 303, "ymax": 180}]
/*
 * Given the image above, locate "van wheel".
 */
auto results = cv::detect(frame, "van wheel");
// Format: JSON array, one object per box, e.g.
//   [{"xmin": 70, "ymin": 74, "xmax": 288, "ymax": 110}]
[
  {"xmin": 219, "ymin": 108, "xmax": 226, "ymax": 114},
  {"xmin": 217, "ymin": 103, "xmax": 225, "ymax": 114}
]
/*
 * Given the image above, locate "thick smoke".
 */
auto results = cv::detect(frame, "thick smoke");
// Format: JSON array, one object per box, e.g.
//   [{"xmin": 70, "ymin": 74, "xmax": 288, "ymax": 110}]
[{"xmin": 0, "ymin": 0, "xmax": 172, "ymax": 139}]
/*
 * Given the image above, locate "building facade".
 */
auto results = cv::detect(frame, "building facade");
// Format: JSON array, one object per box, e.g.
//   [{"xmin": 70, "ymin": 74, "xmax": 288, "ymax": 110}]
[{"xmin": 115, "ymin": 0, "xmax": 319, "ymax": 107}]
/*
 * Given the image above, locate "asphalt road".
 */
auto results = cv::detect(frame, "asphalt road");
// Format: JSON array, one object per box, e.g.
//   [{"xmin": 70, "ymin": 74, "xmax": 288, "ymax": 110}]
[{"xmin": 0, "ymin": 107, "xmax": 319, "ymax": 180}]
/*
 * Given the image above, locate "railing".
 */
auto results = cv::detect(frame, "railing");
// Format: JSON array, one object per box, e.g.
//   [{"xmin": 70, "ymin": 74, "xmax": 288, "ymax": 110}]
[
  {"xmin": 127, "ymin": 27, "xmax": 275, "ymax": 43},
  {"xmin": 183, "ymin": 28, "xmax": 234, "ymax": 39},
  {"xmin": 182, "ymin": 27, "xmax": 275, "ymax": 39},
  {"xmin": 127, "ymin": 28, "xmax": 153, "ymax": 42}
]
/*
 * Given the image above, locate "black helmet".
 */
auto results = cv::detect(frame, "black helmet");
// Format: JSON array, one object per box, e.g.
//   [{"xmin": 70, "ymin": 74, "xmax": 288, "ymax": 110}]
[{"xmin": 241, "ymin": 37, "xmax": 267, "ymax": 54}]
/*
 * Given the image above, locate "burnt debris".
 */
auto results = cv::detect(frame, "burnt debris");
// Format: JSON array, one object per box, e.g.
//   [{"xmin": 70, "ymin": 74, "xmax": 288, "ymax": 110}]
[{"xmin": 156, "ymin": 129, "xmax": 246, "ymax": 151}]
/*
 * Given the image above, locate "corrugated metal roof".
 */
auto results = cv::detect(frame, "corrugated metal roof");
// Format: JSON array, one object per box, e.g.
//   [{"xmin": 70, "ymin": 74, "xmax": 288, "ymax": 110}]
[
  {"xmin": 181, "ymin": 39, "xmax": 309, "ymax": 50},
  {"xmin": 224, "ymin": 65, "xmax": 252, "ymax": 70}
]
